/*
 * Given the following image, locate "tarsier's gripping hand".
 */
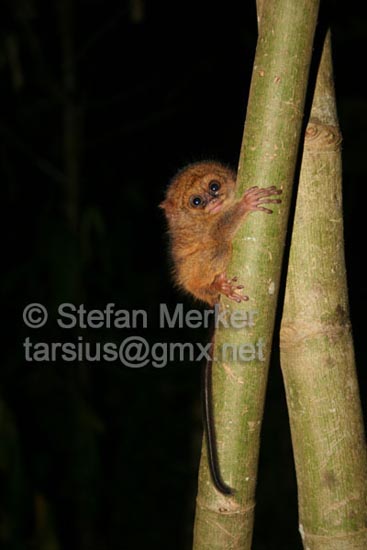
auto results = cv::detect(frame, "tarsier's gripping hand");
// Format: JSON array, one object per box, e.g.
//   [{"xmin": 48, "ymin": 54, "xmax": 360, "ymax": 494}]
[
  {"xmin": 209, "ymin": 184, "xmax": 282, "ymax": 303},
  {"xmin": 211, "ymin": 273, "xmax": 248, "ymax": 304},
  {"xmin": 241, "ymin": 185, "xmax": 282, "ymax": 215}
]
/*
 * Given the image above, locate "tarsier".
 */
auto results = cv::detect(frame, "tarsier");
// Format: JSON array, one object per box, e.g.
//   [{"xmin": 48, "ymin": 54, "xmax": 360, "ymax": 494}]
[{"xmin": 160, "ymin": 161, "xmax": 282, "ymax": 494}]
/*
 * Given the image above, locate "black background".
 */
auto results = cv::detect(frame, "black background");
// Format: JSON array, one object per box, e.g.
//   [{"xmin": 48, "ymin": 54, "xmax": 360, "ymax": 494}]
[{"xmin": 2, "ymin": 1, "xmax": 366, "ymax": 549}]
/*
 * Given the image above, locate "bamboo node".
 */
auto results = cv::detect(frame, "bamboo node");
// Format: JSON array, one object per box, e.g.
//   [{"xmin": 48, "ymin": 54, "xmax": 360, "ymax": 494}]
[
  {"xmin": 305, "ymin": 118, "xmax": 342, "ymax": 151},
  {"xmin": 301, "ymin": 526, "xmax": 367, "ymax": 542}
]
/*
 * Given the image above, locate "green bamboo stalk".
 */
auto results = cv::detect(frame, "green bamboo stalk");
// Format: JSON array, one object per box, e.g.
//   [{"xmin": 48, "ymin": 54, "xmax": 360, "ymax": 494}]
[
  {"xmin": 279, "ymin": 31, "xmax": 367, "ymax": 549},
  {"xmin": 193, "ymin": 1, "xmax": 319, "ymax": 548}
]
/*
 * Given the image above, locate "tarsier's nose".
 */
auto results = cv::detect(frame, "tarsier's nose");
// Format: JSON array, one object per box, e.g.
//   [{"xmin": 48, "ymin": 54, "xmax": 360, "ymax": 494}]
[{"xmin": 203, "ymin": 191, "xmax": 216, "ymax": 203}]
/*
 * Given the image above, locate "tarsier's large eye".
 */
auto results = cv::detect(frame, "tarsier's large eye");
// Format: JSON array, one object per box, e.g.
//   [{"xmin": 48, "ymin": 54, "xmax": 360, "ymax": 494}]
[
  {"xmin": 189, "ymin": 195, "xmax": 203, "ymax": 208},
  {"xmin": 209, "ymin": 180, "xmax": 221, "ymax": 194}
]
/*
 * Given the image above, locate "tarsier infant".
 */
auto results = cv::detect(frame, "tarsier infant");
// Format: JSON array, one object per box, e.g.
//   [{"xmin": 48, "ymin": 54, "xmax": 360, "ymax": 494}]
[{"xmin": 160, "ymin": 161, "xmax": 282, "ymax": 494}]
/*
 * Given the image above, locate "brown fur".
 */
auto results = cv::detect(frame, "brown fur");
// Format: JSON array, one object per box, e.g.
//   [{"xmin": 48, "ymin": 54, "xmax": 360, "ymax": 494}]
[{"xmin": 160, "ymin": 161, "xmax": 281, "ymax": 305}]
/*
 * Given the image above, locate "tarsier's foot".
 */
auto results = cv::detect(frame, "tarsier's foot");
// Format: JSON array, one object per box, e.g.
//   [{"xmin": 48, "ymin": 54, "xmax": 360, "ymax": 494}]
[
  {"xmin": 212, "ymin": 272, "xmax": 248, "ymax": 303},
  {"xmin": 242, "ymin": 185, "xmax": 282, "ymax": 214}
]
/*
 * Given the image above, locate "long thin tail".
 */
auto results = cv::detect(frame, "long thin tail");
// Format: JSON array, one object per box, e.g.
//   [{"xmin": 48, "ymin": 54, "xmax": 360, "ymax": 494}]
[{"xmin": 202, "ymin": 350, "xmax": 235, "ymax": 495}]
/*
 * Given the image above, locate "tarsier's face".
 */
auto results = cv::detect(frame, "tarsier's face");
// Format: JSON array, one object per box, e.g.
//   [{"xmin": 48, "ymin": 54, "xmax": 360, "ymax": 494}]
[
  {"xmin": 161, "ymin": 162, "xmax": 236, "ymax": 220},
  {"xmin": 187, "ymin": 177, "xmax": 232, "ymax": 215}
]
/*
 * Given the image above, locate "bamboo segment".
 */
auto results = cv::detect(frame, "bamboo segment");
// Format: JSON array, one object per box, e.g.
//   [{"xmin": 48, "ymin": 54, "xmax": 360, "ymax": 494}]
[
  {"xmin": 193, "ymin": 1, "xmax": 320, "ymax": 548},
  {"xmin": 280, "ymin": 32, "xmax": 367, "ymax": 550}
]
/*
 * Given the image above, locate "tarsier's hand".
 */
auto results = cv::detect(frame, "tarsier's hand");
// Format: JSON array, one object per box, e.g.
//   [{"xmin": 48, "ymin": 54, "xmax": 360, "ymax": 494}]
[
  {"xmin": 241, "ymin": 186, "xmax": 282, "ymax": 214},
  {"xmin": 211, "ymin": 272, "xmax": 248, "ymax": 303}
]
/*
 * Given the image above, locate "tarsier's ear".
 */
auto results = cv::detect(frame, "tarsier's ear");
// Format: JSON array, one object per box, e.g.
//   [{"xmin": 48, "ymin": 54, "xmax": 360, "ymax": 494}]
[{"xmin": 159, "ymin": 198, "xmax": 175, "ymax": 217}]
